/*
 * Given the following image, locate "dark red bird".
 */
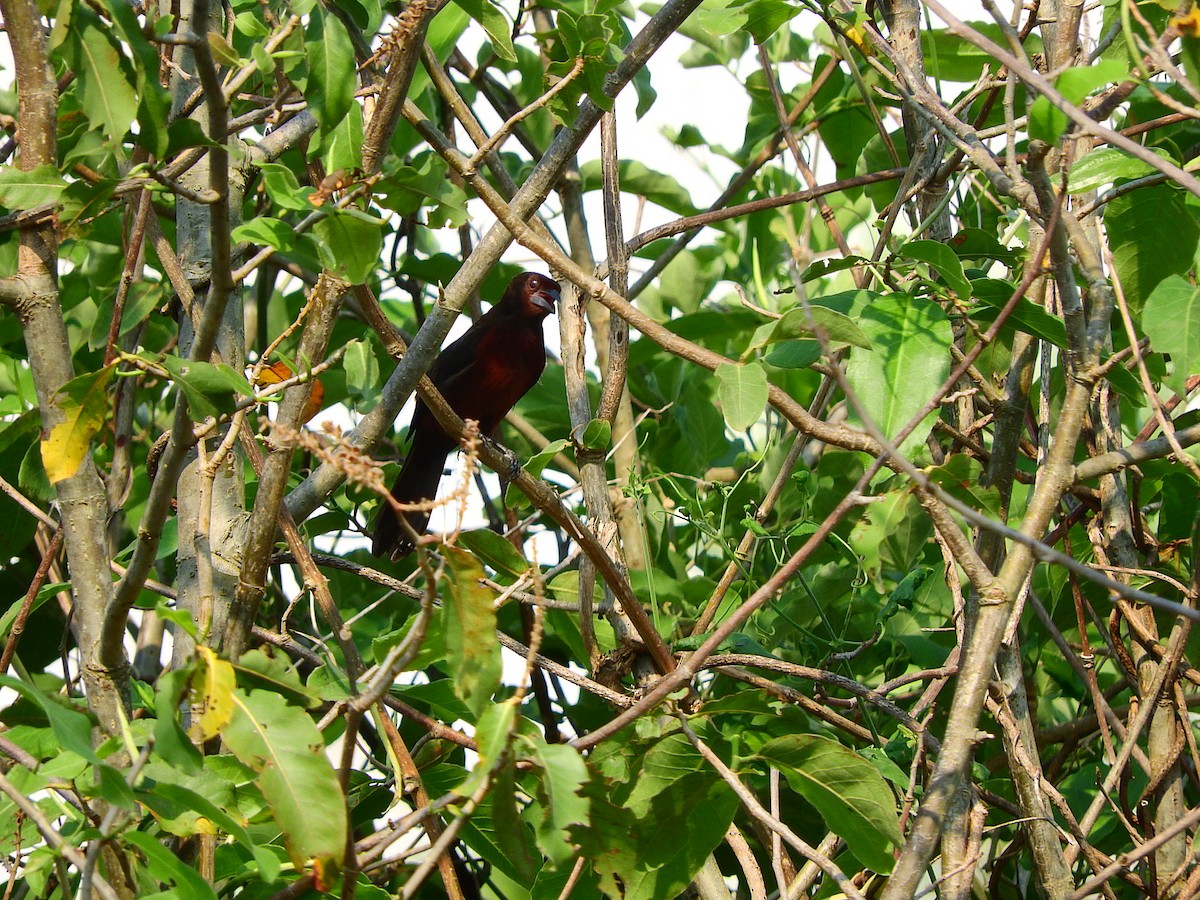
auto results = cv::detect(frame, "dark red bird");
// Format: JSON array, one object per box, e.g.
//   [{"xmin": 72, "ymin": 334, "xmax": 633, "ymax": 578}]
[{"xmin": 371, "ymin": 272, "xmax": 560, "ymax": 559}]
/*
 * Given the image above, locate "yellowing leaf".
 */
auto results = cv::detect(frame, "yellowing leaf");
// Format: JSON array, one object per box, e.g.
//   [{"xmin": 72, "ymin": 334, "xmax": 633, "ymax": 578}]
[
  {"xmin": 1173, "ymin": 8, "xmax": 1200, "ymax": 36},
  {"xmin": 844, "ymin": 23, "xmax": 875, "ymax": 56},
  {"xmin": 188, "ymin": 646, "xmax": 235, "ymax": 743},
  {"xmin": 40, "ymin": 365, "xmax": 115, "ymax": 484}
]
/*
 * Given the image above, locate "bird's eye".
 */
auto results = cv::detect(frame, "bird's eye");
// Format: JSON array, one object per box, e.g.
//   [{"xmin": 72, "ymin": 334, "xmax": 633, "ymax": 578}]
[{"xmin": 528, "ymin": 277, "xmax": 540, "ymax": 289}]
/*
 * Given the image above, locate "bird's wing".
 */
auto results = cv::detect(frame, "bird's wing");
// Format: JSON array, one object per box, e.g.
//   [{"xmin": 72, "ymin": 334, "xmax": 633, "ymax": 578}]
[
  {"xmin": 403, "ymin": 318, "xmax": 487, "ymax": 441},
  {"xmin": 425, "ymin": 308, "xmax": 497, "ymax": 387}
]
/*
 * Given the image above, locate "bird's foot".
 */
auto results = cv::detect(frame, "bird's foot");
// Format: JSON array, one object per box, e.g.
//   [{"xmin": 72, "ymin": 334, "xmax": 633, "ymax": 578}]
[
  {"xmin": 485, "ymin": 436, "xmax": 523, "ymax": 481},
  {"xmin": 506, "ymin": 450, "xmax": 522, "ymax": 480},
  {"xmin": 500, "ymin": 446, "xmax": 522, "ymax": 481}
]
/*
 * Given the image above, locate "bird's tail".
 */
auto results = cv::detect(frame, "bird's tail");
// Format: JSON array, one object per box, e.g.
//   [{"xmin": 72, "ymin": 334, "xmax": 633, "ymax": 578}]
[{"xmin": 371, "ymin": 440, "xmax": 450, "ymax": 560}]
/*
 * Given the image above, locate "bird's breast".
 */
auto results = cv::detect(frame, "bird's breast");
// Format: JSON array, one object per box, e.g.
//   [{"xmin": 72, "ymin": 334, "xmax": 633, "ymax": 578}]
[{"xmin": 444, "ymin": 324, "xmax": 546, "ymax": 433}]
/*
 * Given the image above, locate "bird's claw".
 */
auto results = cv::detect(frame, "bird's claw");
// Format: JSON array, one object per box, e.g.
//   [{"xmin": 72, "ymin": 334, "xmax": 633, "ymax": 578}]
[
  {"xmin": 503, "ymin": 447, "xmax": 522, "ymax": 481},
  {"xmin": 482, "ymin": 435, "xmax": 522, "ymax": 481}
]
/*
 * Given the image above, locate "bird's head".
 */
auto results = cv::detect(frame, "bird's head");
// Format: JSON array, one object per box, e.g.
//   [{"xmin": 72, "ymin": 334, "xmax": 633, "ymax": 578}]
[{"xmin": 507, "ymin": 272, "xmax": 561, "ymax": 318}]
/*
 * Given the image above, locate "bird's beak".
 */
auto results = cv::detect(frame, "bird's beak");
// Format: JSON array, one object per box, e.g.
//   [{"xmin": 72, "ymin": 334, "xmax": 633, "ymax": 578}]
[{"xmin": 532, "ymin": 286, "xmax": 560, "ymax": 313}]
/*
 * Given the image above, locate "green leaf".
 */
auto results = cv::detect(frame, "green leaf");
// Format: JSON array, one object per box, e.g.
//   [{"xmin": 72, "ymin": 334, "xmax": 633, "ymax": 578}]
[
  {"xmin": 343, "ymin": 339, "xmax": 380, "ymax": 401},
  {"xmin": 313, "ymin": 209, "xmax": 384, "ymax": 284},
  {"xmin": 255, "ymin": 162, "xmax": 314, "ymax": 211},
  {"xmin": 1027, "ymin": 97, "xmax": 1068, "ymax": 146},
  {"xmin": 233, "ymin": 217, "xmax": 300, "ymax": 253},
  {"xmin": 1029, "ymin": 59, "xmax": 1126, "ymax": 143},
  {"xmin": 763, "ymin": 340, "xmax": 822, "ymax": 369},
  {"xmin": 584, "ymin": 733, "xmax": 738, "ymax": 900},
  {"xmin": 922, "ymin": 23, "xmax": 1043, "ymax": 82},
  {"xmin": 925, "ymin": 454, "xmax": 1003, "ymax": 519},
  {"xmin": 442, "ymin": 547, "xmax": 501, "ymax": 718},
  {"xmin": 451, "ymin": 0, "xmax": 517, "ymax": 61},
  {"xmin": 1106, "ymin": 185, "xmax": 1200, "ymax": 315},
  {"xmin": 1056, "ymin": 59, "xmax": 1128, "ymax": 104},
  {"xmin": 223, "ymin": 688, "xmax": 347, "ymax": 871},
  {"xmin": 0, "ymin": 165, "xmax": 68, "ymax": 209},
  {"xmin": 304, "ymin": 9, "xmax": 356, "ymax": 130},
  {"xmin": 62, "ymin": 13, "xmax": 138, "ymax": 138},
  {"xmin": 234, "ymin": 11, "xmax": 270, "ymax": 37},
  {"xmin": 971, "ymin": 279, "xmax": 1068, "ymax": 347},
  {"xmin": 692, "ymin": 0, "xmax": 801, "ymax": 42},
  {"xmin": 1143, "ymin": 275, "xmax": 1200, "ymax": 396},
  {"xmin": 766, "ymin": 305, "xmax": 874, "ymax": 351},
  {"xmin": 801, "ymin": 256, "xmax": 869, "ymax": 283},
  {"xmin": 0, "ymin": 583, "xmax": 63, "ymax": 641},
  {"xmin": 554, "ymin": 12, "xmax": 620, "ymax": 114},
  {"xmin": 524, "ymin": 438, "xmax": 569, "ymax": 479},
  {"xmin": 579, "ymin": 160, "xmax": 700, "ymax": 216},
  {"xmin": 164, "ymin": 119, "xmax": 219, "ymax": 157},
  {"xmin": 393, "ymin": 686, "xmax": 472, "ymax": 736},
  {"xmin": 0, "ymin": 766, "xmax": 50, "ymax": 852},
  {"xmin": 40, "ymin": 365, "xmax": 115, "ymax": 484},
  {"xmin": 153, "ymin": 355, "xmax": 255, "ymax": 421},
  {"xmin": 0, "ymin": 675, "xmax": 96, "ymax": 762},
  {"xmin": 754, "ymin": 734, "xmax": 902, "ymax": 873},
  {"xmin": 409, "ymin": 3, "xmax": 470, "ymax": 101},
  {"xmin": 93, "ymin": 763, "xmax": 138, "ymax": 810},
  {"xmin": 90, "ymin": 281, "xmax": 164, "ymax": 350},
  {"xmin": 457, "ymin": 529, "xmax": 530, "ymax": 579},
  {"xmin": 946, "ymin": 228, "xmax": 1020, "ymax": 267},
  {"xmin": 743, "ymin": 0, "xmax": 801, "ymax": 42},
  {"xmin": 484, "ymin": 758, "xmax": 539, "ymax": 882},
  {"xmin": 251, "ymin": 40, "xmax": 277, "ymax": 77},
  {"xmin": 844, "ymin": 295, "xmax": 952, "ymax": 458},
  {"xmin": 341, "ymin": 0, "xmax": 384, "ymax": 31},
  {"xmin": 100, "ymin": 0, "xmax": 172, "ymax": 152},
  {"xmin": 320, "ymin": 97, "xmax": 365, "ymax": 172},
  {"xmin": 123, "ymin": 831, "xmax": 219, "ymax": 899},
  {"xmin": 137, "ymin": 780, "xmax": 281, "ymax": 881},
  {"xmin": 154, "ymin": 601, "xmax": 200, "ymax": 640},
  {"xmin": 580, "ymin": 417, "xmax": 611, "ymax": 450},
  {"xmin": 207, "ymin": 31, "xmax": 243, "ymax": 67},
  {"xmin": 528, "ymin": 742, "xmax": 589, "ymax": 867},
  {"xmin": 20, "ymin": 439, "xmax": 53, "ymax": 507},
  {"xmin": 153, "ymin": 668, "xmax": 203, "ymax": 775},
  {"xmin": 848, "ymin": 488, "xmax": 930, "ymax": 580},
  {"xmin": 624, "ymin": 732, "xmax": 706, "ymax": 816},
  {"xmin": 715, "ymin": 361, "xmax": 768, "ymax": 431},
  {"xmin": 1066, "ymin": 148, "xmax": 1160, "ymax": 194},
  {"xmin": 633, "ymin": 65, "xmax": 657, "ymax": 119},
  {"xmin": 462, "ymin": 700, "xmax": 517, "ymax": 795},
  {"xmin": 694, "ymin": 0, "xmax": 749, "ymax": 35},
  {"xmin": 898, "ymin": 239, "xmax": 972, "ymax": 299},
  {"xmin": 881, "ymin": 565, "xmax": 933, "ymax": 619},
  {"xmin": 236, "ymin": 648, "xmax": 322, "ymax": 708},
  {"xmin": 376, "ymin": 156, "xmax": 468, "ymax": 228},
  {"xmin": 371, "ymin": 616, "xmax": 446, "ymax": 672}
]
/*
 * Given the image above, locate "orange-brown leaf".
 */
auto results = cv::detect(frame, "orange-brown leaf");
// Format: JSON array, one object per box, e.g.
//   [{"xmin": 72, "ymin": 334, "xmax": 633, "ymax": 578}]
[{"xmin": 255, "ymin": 361, "xmax": 324, "ymax": 424}]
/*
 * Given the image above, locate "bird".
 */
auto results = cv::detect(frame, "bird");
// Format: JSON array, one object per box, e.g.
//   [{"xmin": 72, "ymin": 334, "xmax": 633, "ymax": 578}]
[{"xmin": 371, "ymin": 272, "xmax": 561, "ymax": 560}]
